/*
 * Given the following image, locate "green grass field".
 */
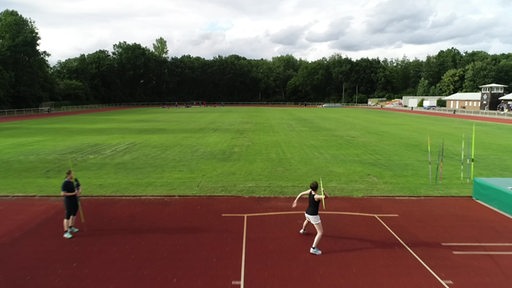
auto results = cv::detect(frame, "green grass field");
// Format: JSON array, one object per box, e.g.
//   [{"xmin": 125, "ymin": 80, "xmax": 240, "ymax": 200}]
[{"xmin": 1, "ymin": 107, "xmax": 510, "ymax": 197}]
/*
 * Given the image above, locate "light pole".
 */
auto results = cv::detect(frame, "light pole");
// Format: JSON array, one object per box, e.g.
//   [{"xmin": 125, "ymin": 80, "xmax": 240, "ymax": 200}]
[
  {"xmin": 355, "ymin": 84, "xmax": 359, "ymax": 105},
  {"xmin": 341, "ymin": 82, "xmax": 345, "ymax": 104}
]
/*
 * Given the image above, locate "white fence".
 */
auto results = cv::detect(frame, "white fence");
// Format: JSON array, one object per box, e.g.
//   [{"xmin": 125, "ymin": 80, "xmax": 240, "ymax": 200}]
[
  {"xmin": 0, "ymin": 102, "xmax": 328, "ymax": 118},
  {"xmin": 3, "ymin": 102, "xmax": 512, "ymax": 119}
]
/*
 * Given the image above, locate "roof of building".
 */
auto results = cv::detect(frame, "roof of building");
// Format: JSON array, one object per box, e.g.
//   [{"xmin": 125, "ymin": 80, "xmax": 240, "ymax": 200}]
[
  {"xmin": 443, "ymin": 92, "xmax": 481, "ymax": 100},
  {"xmin": 499, "ymin": 93, "xmax": 512, "ymax": 100},
  {"xmin": 402, "ymin": 96, "xmax": 443, "ymax": 99},
  {"xmin": 479, "ymin": 83, "xmax": 508, "ymax": 88}
]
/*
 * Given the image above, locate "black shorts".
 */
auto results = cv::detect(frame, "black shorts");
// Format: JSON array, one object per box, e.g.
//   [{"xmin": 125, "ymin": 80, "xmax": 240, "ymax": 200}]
[{"xmin": 64, "ymin": 196, "xmax": 79, "ymax": 219}]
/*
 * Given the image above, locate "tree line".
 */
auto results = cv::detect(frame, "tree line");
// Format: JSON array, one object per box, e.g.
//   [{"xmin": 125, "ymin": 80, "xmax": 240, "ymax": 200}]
[{"xmin": 1, "ymin": 9, "xmax": 512, "ymax": 109}]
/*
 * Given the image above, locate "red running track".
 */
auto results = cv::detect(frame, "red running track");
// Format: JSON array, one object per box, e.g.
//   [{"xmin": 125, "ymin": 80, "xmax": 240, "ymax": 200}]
[{"xmin": 1, "ymin": 197, "xmax": 511, "ymax": 288}]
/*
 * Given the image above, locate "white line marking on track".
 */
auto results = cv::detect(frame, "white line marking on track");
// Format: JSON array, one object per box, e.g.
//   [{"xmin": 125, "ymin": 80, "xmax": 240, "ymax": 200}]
[
  {"xmin": 474, "ymin": 200, "xmax": 512, "ymax": 219},
  {"xmin": 443, "ymin": 243, "xmax": 512, "ymax": 255},
  {"xmin": 222, "ymin": 211, "xmax": 398, "ymax": 288},
  {"xmin": 442, "ymin": 243, "xmax": 512, "ymax": 246},
  {"xmin": 375, "ymin": 216, "xmax": 449, "ymax": 288},
  {"xmin": 453, "ymin": 251, "xmax": 512, "ymax": 255},
  {"xmin": 222, "ymin": 211, "xmax": 398, "ymax": 218}
]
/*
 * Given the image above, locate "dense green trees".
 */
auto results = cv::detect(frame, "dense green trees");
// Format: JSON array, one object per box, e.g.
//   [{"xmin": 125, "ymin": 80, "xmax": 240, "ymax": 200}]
[
  {"xmin": 2, "ymin": 9, "xmax": 512, "ymax": 109},
  {"xmin": 44, "ymin": 46, "xmax": 512, "ymax": 107},
  {"xmin": 0, "ymin": 10, "xmax": 53, "ymax": 109}
]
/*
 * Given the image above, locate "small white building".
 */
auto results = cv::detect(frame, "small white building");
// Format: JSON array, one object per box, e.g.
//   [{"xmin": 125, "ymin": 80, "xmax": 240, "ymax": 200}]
[
  {"xmin": 402, "ymin": 96, "xmax": 443, "ymax": 107},
  {"xmin": 443, "ymin": 92, "xmax": 481, "ymax": 110}
]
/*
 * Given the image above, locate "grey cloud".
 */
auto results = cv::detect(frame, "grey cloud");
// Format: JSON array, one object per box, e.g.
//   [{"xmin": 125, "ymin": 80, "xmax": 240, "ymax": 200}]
[
  {"xmin": 329, "ymin": 31, "xmax": 380, "ymax": 52},
  {"xmin": 328, "ymin": 0, "xmax": 510, "ymax": 54},
  {"xmin": 427, "ymin": 12, "xmax": 456, "ymax": 29},
  {"xmin": 206, "ymin": 0, "xmax": 280, "ymax": 14},
  {"xmin": 6, "ymin": 0, "xmax": 512, "ymax": 63},
  {"xmin": 268, "ymin": 25, "xmax": 308, "ymax": 45},
  {"xmin": 179, "ymin": 33, "xmax": 275, "ymax": 60},
  {"xmin": 330, "ymin": 41, "xmax": 367, "ymax": 52},
  {"xmin": 365, "ymin": 0, "xmax": 434, "ymax": 34},
  {"xmin": 320, "ymin": 0, "xmax": 438, "ymax": 52},
  {"xmin": 404, "ymin": 13, "xmax": 498, "ymax": 45},
  {"xmin": 305, "ymin": 17, "xmax": 352, "ymax": 43},
  {"xmin": 227, "ymin": 39, "xmax": 273, "ymax": 59},
  {"xmin": 190, "ymin": 31, "xmax": 227, "ymax": 46}
]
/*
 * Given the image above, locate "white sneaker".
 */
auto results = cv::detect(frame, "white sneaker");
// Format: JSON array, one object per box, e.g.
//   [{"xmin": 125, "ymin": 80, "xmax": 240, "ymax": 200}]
[
  {"xmin": 299, "ymin": 229, "xmax": 306, "ymax": 234},
  {"xmin": 63, "ymin": 231, "xmax": 73, "ymax": 239},
  {"xmin": 310, "ymin": 247, "xmax": 322, "ymax": 255},
  {"xmin": 69, "ymin": 227, "xmax": 79, "ymax": 233}
]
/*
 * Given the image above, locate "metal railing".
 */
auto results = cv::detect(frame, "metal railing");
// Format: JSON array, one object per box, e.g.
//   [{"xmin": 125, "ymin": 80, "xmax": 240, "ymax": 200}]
[
  {"xmin": 3, "ymin": 102, "xmax": 511, "ymax": 119},
  {"xmin": 0, "ymin": 102, "xmax": 329, "ymax": 117}
]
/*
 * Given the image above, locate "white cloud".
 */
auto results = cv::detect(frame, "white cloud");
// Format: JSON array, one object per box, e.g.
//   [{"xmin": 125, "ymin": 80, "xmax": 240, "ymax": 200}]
[{"xmin": 3, "ymin": 0, "xmax": 512, "ymax": 64}]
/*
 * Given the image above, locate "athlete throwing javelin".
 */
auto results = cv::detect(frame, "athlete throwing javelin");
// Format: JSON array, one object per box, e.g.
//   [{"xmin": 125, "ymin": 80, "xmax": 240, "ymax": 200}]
[
  {"xmin": 61, "ymin": 170, "xmax": 80, "ymax": 239},
  {"xmin": 292, "ymin": 181, "xmax": 328, "ymax": 255}
]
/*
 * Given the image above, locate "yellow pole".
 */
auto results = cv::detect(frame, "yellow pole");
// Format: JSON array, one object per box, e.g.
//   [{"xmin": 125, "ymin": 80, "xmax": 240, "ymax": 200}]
[{"xmin": 471, "ymin": 124, "xmax": 475, "ymax": 180}]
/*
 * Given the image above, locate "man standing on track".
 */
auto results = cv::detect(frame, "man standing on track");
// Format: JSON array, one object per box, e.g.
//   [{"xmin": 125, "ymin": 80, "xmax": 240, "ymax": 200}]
[
  {"xmin": 292, "ymin": 181, "xmax": 328, "ymax": 255},
  {"xmin": 61, "ymin": 170, "xmax": 80, "ymax": 239}
]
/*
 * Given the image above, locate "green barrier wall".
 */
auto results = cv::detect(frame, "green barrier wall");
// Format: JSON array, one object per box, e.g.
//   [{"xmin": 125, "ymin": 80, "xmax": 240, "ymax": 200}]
[{"xmin": 473, "ymin": 178, "xmax": 512, "ymax": 216}]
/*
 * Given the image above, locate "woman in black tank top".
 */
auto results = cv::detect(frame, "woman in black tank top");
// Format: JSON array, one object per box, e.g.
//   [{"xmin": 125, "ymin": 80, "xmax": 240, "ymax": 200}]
[{"xmin": 292, "ymin": 181, "xmax": 329, "ymax": 255}]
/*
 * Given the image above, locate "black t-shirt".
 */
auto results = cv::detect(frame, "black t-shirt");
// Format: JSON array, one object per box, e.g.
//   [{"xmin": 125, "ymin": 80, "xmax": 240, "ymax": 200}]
[
  {"xmin": 62, "ymin": 179, "xmax": 76, "ymax": 199},
  {"xmin": 306, "ymin": 190, "xmax": 320, "ymax": 216}
]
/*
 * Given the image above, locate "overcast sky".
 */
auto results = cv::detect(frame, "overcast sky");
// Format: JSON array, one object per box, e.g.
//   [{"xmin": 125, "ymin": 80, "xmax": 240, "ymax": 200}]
[{"xmin": 4, "ymin": 0, "xmax": 512, "ymax": 64}]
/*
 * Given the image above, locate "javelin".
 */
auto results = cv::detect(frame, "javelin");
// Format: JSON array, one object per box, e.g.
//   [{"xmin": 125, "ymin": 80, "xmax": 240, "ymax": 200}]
[
  {"xmin": 460, "ymin": 134, "xmax": 465, "ymax": 181},
  {"xmin": 69, "ymin": 160, "xmax": 85, "ymax": 224},
  {"xmin": 78, "ymin": 195, "xmax": 85, "ymax": 223},
  {"xmin": 320, "ymin": 178, "xmax": 326, "ymax": 210}
]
